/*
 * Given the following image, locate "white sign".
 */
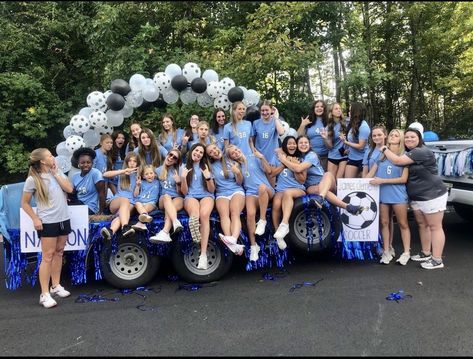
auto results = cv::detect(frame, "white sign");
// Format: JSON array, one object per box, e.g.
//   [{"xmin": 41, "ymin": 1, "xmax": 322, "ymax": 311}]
[
  {"xmin": 337, "ymin": 178, "xmax": 379, "ymax": 242},
  {"xmin": 20, "ymin": 206, "xmax": 89, "ymax": 253}
]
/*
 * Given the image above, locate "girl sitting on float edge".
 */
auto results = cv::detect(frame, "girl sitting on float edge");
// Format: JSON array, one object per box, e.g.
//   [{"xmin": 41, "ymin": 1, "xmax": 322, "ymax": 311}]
[{"xmin": 132, "ymin": 164, "xmax": 160, "ymax": 232}]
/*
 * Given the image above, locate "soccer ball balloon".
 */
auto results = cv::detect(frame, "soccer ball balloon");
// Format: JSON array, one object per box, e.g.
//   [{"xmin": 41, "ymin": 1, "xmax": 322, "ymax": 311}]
[
  {"xmin": 65, "ymin": 135, "xmax": 85, "ymax": 153},
  {"xmin": 340, "ymin": 192, "xmax": 377, "ymax": 230}
]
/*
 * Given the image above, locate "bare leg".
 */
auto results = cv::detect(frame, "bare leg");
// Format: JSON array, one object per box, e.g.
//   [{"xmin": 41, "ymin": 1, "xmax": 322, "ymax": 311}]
[
  {"xmin": 393, "ymin": 204, "xmax": 411, "ymax": 253},
  {"xmin": 245, "ymin": 196, "xmax": 258, "ymax": 246},
  {"xmin": 216, "ymin": 198, "xmax": 231, "ymax": 236},
  {"xmin": 424, "ymin": 211, "xmax": 445, "ymax": 259},
  {"xmin": 281, "ymin": 189, "xmax": 306, "ymax": 224},
  {"xmin": 379, "ymin": 204, "xmax": 391, "ymax": 254},
  {"xmin": 50, "ymin": 235, "xmax": 68, "ymax": 287},
  {"xmin": 271, "ymin": 192, "xmax": 283, "ymax": 230},
  {"xmin": 344, "ymin": 164, "xmax": 360, "ymax": 178},
  {"xmin": 199, "ymin": 197, "xmax": 215, "ymax": 254},
  {"xmin": 38, "ymin": 237, "xmax": 56, "ymax": 294},
  {"xmin": 413, "ymin": 210, "xmax": 431, "ymax": 255},
  {"xmin": 229, "ymin": 193, "xmax": 245, "ymax": 239}
]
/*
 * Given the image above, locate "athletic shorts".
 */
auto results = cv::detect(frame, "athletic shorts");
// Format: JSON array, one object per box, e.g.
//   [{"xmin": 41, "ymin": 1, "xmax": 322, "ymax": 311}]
[
  {"xmin": 328, "ymin": 157, "xmax": 348, "ymax": 165},
  {"xmin": 135, "ymin": 201, "xmax": 157, "ymax": 208},
  {"xmin": 410, "ymin": 192, "xmax": 448, "ymax": 214},
  {"xmin": 37, "ymin": 219, "xmax": 72, "ymax": 238},
  {"xmin": 347, "ymin": 159, "xmax": 363, "ymax": 170},
  {"xmin": 216, "ymin": 191, "xmax": 245, "ymax": 201}
]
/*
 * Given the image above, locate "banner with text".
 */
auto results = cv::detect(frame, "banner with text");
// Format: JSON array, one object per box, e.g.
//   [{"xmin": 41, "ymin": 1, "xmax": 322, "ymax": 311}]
[
  {"xmin": 337, "ymin": 178, "xmax": 379, "ymax": 242},
  {"xmin": 20, "ymin": 205, "xmax": 89, "ymax": 253}
]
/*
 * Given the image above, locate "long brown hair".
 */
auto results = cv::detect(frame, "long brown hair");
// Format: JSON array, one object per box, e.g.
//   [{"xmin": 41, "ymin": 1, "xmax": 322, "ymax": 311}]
[
  {"xmin": 159, "ymin": 113, "xmax": 178, "ymax": 147},
  {"xmin": 120, "ymin": 152, "xmax": 140, "ymax": 190},
  {"xmin": 327, "ymin": 102, "xmax": 347, "ymax": 141},
  {"xmin": 186, "ymin": 143, "xmax": 211, "ymax": 191},
  {"xmin": 138, "ymin": 128, "xmax": 161, "ymax": 168}
]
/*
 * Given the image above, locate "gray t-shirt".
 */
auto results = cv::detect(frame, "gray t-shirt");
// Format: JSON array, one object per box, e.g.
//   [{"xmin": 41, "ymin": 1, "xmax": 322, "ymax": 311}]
[
  {"xmin": 23, "ymin": 172, "xmax": 70, "ymax": 224},
  {"xmin": 405, "ymin": 145, "xmax": 447, "ymax": 201}
]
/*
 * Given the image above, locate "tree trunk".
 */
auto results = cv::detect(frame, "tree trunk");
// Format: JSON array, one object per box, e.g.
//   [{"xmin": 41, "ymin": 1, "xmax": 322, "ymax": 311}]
[
  {"xmin": 339, "ymin": 46, "xmax": 349, "ymax": 109},
  {"xmin": 383, "ymin": 2, "xmax": 395, "ymax": 132},
  {"xmin": 316, "ymin": 63, "xmax": 324, "ymax": 100},
  {"xmin": 333, "ymin": 44, "xmax": 341, "ymax": 104},
  {"xmin": 407, "ymin": 14, "xmax": 420, "ymax": 126}
]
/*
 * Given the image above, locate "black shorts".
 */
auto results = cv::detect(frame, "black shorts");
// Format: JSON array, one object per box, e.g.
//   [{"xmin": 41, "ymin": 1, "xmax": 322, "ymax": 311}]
[
  {"xmin": 37, "ymin": 219, "xmax": 72, "ymax": 238},
  {"xmin": 328, "ymin": 157, "xmax": 348, "ymax": 165},
  {"xmin": 347, "ymin": 159, "xmax": 363, "ymax": 170}
]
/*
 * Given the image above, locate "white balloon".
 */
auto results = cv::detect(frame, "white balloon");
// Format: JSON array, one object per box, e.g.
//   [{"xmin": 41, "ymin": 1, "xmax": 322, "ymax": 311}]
[
  {"xmin": 202, "ymin": 69, "xmax": 219, "ymax": 83},
  {"xmin": 279, "ymin": 121, "xmax": 290, "ymax": 141},
  {"xmin": 82, "ymin": 129, "xmax": 101, "ymax": 148},
  {"xmin": 207, "ymin": 81, "xmax": 222, "ymax": 99},
  {"xmin": 153, "ymin": 72, "xmax": 171, "ymax": 92},
  {"xmin": 219, "ymin": 77, "xmax": 235, "ymax": 95},
  {"xmin": 125, "ymin": 90, "xmax": 144, "ymax": 108},
  {"xmin": 214, "ymin": 94, "xmax": 230, "ymax": 111},
  {"xmin": 55, "ymin": 155, "xmax": 72, "ymax": 173},
  {"xmin": 180, "ymin": 87, "xmax": 197, "ymax": 105},
  {"xmin": 78, "ymin": 107, "xmax": 94, "ymax": 118},
  {"xmin": 129, "ymin": 73, "xmax": 147, "ymax": 91},
  {"xmin": 70, "ymin": 115, "xmax": 90, "ymax": 134},
  {"xmin": 197, "ymin": 92, "xmax": 213, "ymax": 108},
  {"xmin": 56, "ymin": 141, "xmax": 71, "ymax": 157},
  {"xmin": 96, "ymin": 124, "xmax": 113, "ymax": 135},
  {"xmin": 162, "ymin": 88, "xmax": 179, "ymax": 104},
  {"xmin": 122, "ymin": 103, "xmax": 134, "ymax": 118},
  {"xmin": 287, "ymin": 128, "xmax": 298, "ymax": 138},
  {"xmin": 142, "ymin": 84, "xmax": 160, "ymax": 102},
  {"xmin": 165, "ymin": 63, "xmax": 182, "ymax": 79},
  {"xmin": 86, "ymin": 91, "xmax": 107, "ymax": 110},
  {"xmin": 104, "ymin": 90, "xmax": 113, "ymax": 99},
  {"xmin": 88, "ymin": 110, "xmax": 108, "ymax": 128},
  {"xmin": 65, "ymin": 135, "xmax": 85, "ymax": 153},
  {"xmin": 245, "ymin": 89, "xmax": 260, "ymax": 107},
  {"xmin": 106, "ymin": 110, "xmax": 124, "ymax": 127},
  {"xmin": 409, "ymin": 121, "xmax": 424, "ymax": 136},
  {"xmin": 182, "ymin": 62, "xmax": 201, "ymax": 82},
  {"xmin": 63, "ymin": 125, "xmax": 78, "ymax": 139}
]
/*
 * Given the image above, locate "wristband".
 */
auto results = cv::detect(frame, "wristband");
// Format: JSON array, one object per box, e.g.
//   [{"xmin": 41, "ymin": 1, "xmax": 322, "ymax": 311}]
[
  {"xmin": 205, "ymin": 177, "xmax": 212, "ymax": 181},
  {"xmin": 381, "ymin": 146, "xmax": 388, "ymax": 153}
]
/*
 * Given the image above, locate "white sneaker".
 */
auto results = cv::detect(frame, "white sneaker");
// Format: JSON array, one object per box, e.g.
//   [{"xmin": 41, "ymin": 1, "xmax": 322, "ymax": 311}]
[
  {"xmin": 39, "ymin": 293, "xmax": 57, "ymax": 308},
  {"xmin": 250, "ymin": 244, "xmax": 260, "ymax": 261},
  {"xmin": 50, "ymin": 284, "xmax": 70, "ymax": 298},
  {"xmin": 149, "ymin": 230, "xmax": 172, "ymax": 244},
  {"xmin": 132, "ymin": 221, "xmax": 148, "ymax": 232},
  {"xmin": 138, "ymin": 213, "xmax": 153, "ymax": 223},
  {"xmin": 396, "ymin": 252, "xmax": 410, "ymax": 266},
  {"xmin": 274, "ymin": 223, "xmax": 289, "ymax": 240},
  {"xmin": 389, "ymin": 246, "xmax": 396, "ymax": 258},
  {"xmin": 255, "ymin": 219, "xmax": 267, "ymax": 236},
  {"xmin": 173, "ymin": 219, "xmax": 184, "ymax": 234},
  {"xmin": 380, "ymin": 252, "xmax": 393, "ymax": 264},
  {"xmin": 218, "ymin": 234, "xmax": 244, "ymax": 255},
  {"xmin": 197, "ymin": 254, "xmax": 208, "ymax": 270},
  {"xmin": 276, "ymin": 238, "xmax": 287, "ymax": 250}
]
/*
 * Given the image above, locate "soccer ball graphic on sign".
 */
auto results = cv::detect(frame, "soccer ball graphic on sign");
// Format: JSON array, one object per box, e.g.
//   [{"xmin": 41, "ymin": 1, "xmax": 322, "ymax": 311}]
[{"xmin": 340, "ymin": 192, "xmax": 377, "ymax": 230}]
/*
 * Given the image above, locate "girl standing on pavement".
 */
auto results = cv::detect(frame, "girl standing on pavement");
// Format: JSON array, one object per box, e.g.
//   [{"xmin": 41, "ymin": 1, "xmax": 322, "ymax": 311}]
[
  {"xmin": 21, "ymin": 148, "xmax": 74, "ymax": 308},
  {"xmin": 381, "ymin": 128, "xmax": 447, "ymax": 269},
  {"xmin": 180, "ymin": 143, "xmax": 215, "ymax": 270}
]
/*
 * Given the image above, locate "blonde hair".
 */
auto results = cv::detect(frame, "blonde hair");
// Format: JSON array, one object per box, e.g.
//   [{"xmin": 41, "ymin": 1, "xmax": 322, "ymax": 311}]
[
  {"xmin": 27, "ymin": 148, "xmax": 50, "ymax": 206},
  {"xmin": 226, "ymin": 145, "xmax": 248, "ymax": 177},
  {"xmin": 140, "ymin": 164, "xmax": 156, "ymax": 181},
  {"xmin": 388, "ymin": 129, "xmax": 405, "ymax": 155},
  {"xmin": 230, "ymin": 101, "xmax": 245, "ymax": 135}
]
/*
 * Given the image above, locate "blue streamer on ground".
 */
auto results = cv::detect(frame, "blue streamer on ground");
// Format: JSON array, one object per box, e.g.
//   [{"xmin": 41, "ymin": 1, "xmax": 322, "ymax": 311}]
[
  {"xmin": 386, "ymin": 290, "xmax": 412, "ymax": 302},
  {"xmin": 289, "ymin": 278, "xmax": 324, "ymax": 292}
]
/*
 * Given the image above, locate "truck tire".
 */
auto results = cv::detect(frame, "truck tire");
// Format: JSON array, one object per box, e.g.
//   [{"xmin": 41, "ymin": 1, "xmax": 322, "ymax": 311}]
[
  {"xmin": 99, "ymin": 235, "xmax": 160, "ymax": 289},
  {"xmin": 171, "ymin": 240, "xmax": 233, "ymax": 283},
  {"xmin": 286, "ymin": 198, "xmax": 341, "ymax": 253},
  {"xmin": 453, "ymin": 203, "xmax": 473, "ymax": 222}
]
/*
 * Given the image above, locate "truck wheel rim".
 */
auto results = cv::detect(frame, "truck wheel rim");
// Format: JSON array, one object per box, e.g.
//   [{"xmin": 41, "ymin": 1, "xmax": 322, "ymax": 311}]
[
  {"xmin": 183, "ymin": 242, "xmax": 222, "ymax": 275},
  {"xmin": 293, "ymin": 210, "xmax": 331, "ymax": 246},
  {"xmin": 109, "ymin": 243, "xmax": 148, "ymax": 280}
]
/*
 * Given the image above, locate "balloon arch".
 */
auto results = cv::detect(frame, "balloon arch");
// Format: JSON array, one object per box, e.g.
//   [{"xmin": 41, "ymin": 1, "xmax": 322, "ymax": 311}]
[{"xmin": 55, "ymin": 61, "xmax": 296, "ymax": 178}]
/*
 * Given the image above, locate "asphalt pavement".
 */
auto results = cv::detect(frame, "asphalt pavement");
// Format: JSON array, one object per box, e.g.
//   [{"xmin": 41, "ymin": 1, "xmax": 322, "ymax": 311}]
[{"xmin": 1, "ymin": 208, "xmax": 472, "ymax": 356}]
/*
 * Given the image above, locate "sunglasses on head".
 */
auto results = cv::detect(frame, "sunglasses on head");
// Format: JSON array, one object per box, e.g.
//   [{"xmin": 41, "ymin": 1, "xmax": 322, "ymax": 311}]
[{"xmin": 167, "ymin": 153, "xmax": 178, "ymax": 160}]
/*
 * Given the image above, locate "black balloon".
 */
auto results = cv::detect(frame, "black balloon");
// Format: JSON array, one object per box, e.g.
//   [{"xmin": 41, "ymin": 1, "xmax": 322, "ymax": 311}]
[
  {"xmin": 106, "ymin": 93, "xmax": 125, "ymax": 111},
  {"xmin": 137, "ymin": 99, "xmax": 154, "ymax": 111},
  {"xmin": 227, "ymin": 87, "xmax": 244, "ymax": 103},
  {"xmin": 155, "ymin": 95, "xmax": 167, "ymax": 109},
  {"xmin": 245, "ymin": 105, "xmax": 260, "ymax": 123},
  {"xmin": 191, "ymin": 77, "xmax": 207, "ymax": 94},
  {"xmin": 171, "ymin": 75, "xmax": 189, "ymax": 92},
  {"xmin": 110, "ymin": 79, "xmax": 131, "ymax": 96}
]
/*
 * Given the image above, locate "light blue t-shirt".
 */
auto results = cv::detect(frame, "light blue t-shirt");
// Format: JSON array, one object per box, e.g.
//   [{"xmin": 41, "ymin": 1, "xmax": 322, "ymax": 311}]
[
  {"xmin": 303, "ymin": 151, "xmax": 325, "ymax": 187},
  {"xmin": 210, "ymin": 159, "xmax": 244, "ymax": 197},
  {"xmin": 136, "ymin": 179, "xmax": 160, "ymax": 204},
  {"xmin": 347, "ymin": 120, "xmax": 370, "ymax": 161},
  {"xmin": 328, "ymin": 122, "xmax": 347, "ymax": 160},
  {"xmin": 212, "ymin": 127, "xmax": 225, "ymax": 151},
  {"xmin": 306, "ymin": 117, "xmax": 328, "ymax": 157},
  {"xmin": 93, "ymin": 149, "xmax": 109, "ymax": 174},
  {"xmin": 134, "ymin": 145, "xmax": 168, "ymax": 166},
  {"xmin": 156, "ymin": 165, "xmax": 181, "ymax": 198},
  {"xmin": 274, "ymin": 159, "xmax": 306, "ymax": 193},
  {"xmin": 241, "ymin": 154, "xmax": 273, "ymax": 196},
  {"xmin": 160, "ymin": 129, "xmax": 185, "ymax": 152},
  {"xmin": 223, "ymin": 120, "xmax": 254, "ymax": 157},
  {"xmin": 252, "ymin": 118, "xmax": 280, "ymax": 166},
  {"xmin": 110, "ymin": 153, "xmax": 124, "ymax": 186},
  {"xmin": 181, "ymin": 163, "xmax": 214, "ymax": 199},
  {"xmin": 363, "ymin": 147, "xmax": 382, "ymax": 171},
  {"xmin": 111, "ymin": 172, "xmax": 137, "ymax": 205},
  {"xmin": 72, "ymin": 168, "xmax": 104, "ymax": 214},
  {"xmin": 375, "ymin": 158, "xmax": 408, "ymax": 204}
]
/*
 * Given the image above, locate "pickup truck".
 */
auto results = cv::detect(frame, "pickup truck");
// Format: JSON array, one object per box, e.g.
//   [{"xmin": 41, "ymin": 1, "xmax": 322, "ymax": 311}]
[
  {"xmin": 425, "ymin": 140, "xmax": 473, "ymax": 221},
  {"xmin": 0, "ymin": 181, "xmax": 343, "ymax": 290}
]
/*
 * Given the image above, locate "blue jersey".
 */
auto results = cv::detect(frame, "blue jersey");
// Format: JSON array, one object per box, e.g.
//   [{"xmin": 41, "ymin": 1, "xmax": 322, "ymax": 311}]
[
  {"xmin": 376, "ymin": 158, "xmax": 408, "ymax": 204},
  {"xmin": 211, "ymin": 127, "xmax": 225, "ymax": 151},
  {"xmin": 72, "ymin": 168, "xmax": 104, "ymax": 214},
  {"xmin": 303, "ymin": 151, "xmax": 325, "ymax": 187},
  {"xmin": 93, "ymin": 149, "xmax": 109, "ymax": 174},
  {"xmin": 252, "ymin": 118, "xmax": 280, "ymax": 166},
  {"xmin": 181, "ymin": 163, "xmax": 214, "ymax": 199},
  {"xmin": 274, "ymin": 160, "xmax": 306, "ymax": 193},
  {"xmin": 160, "ymin": 129, "xmax": 185, "ymax": 152},
  {"xmin": 112, "ymin": 172, "xmax": 137, "ymax": 204},
  {"xmin": 363, "ymin": 147, "xmax": 382, "ymax": 172},
  {"xmin": 134, "ymin": 145, "xmax": 168, "ymax": 166},
  {"xmin": 210, "ymin": 159, "xmax": 244, "ymax": 197},
  {"xmin": 328, "ymin": 122, "xmax": 347, "ymax": 160},
  {"xmin": 223, "ymin": 120, "xmax": 254, "ymax": 157},
  {"xmin": 136, "ymin": 179, "xmax": 160, "ymax": 204},
  {"xmin": 241, "ymin": 155, "xmax": 273, "ymax": 196},
  {"xmin": 347, "ymin": 120, "xmax": 370, "ymax": 161},
  {"xmin": 156, "ymin": 165, "xmax": 181, "ymax": 198},
  {"xmin": 306, "ymin": 117, "xmax": 328, "ymax": 157},
  {"xmin": 110, "ymin": 153, "xmax": 124, "ymax": 186}
]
